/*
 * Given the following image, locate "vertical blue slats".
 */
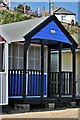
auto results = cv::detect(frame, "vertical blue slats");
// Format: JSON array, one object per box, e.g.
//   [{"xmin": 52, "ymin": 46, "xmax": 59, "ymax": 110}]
[
  {"xmin": 9, "ymin": 71, "xmax": 47, "ymax": 96},
  {"xmin": 33, "ymin": 73, "xmax": 36, "ymax": 95},
  {"xmin": 17, "ymin": 74, "xmax": 20, "ymax": 95},
  {"xmin": 15, "ymin": 73, "xmax": 17, "ymax": 95},
  {"xmin": 11, "ymin": 71, "xmax": 13, "ymax": 95},
  {"xmin": 28, "ymin": 74, "xmax": 31, "ymax": 95},
  {"xmin": 21, "ymin": 73, "xmax": 23, "ymax": 95},
  {"xmin": 9, "ymin": 72, "xmax": 11, "ymax": 94},
  {"xmin": 44, "ymin": 74, "xmax": 47, "ymax": 96}
]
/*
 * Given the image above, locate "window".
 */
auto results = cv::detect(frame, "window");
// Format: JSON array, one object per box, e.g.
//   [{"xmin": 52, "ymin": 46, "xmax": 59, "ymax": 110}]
[
  {"xmin": 0, "ymin": 44, "xmax": 5, "ymax": 72},
  {"xmin": 8, "ymin": 43, "xmax": 24, "ymax": 69},
  {"xmin": 51, "ymin": 52, "xmax": 59, "ymax": 72},
  {"xmin": 9, "ymin": 43, "xmax": 48, "ymax": 72},
  {"xmin": 28, "ymin": 45, "xmax": 41, "ymax": 70},
  {"xmin": 61, "ymin": 15, "xmax": 66, "ymax": 22},
  {"xmin": 28, "ymin": 45, "xmax": 47, "ymax": 72}
]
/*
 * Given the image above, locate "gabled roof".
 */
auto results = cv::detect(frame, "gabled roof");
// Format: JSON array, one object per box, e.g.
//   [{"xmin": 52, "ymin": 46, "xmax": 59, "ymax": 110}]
[
  {"xmin": 24, "ymin": 15, "xmax": 78, "ymax": 48},
  {"xmin": 54, "ymin": 7, "xmax": 76, "ymax": 15},
  {"xmin": 0, "ymin": 14, "xmax": 78, "ymax": 48},
  {"xmin": 0, "ymin": 17, "xmax": 46, "ymax": 43}
]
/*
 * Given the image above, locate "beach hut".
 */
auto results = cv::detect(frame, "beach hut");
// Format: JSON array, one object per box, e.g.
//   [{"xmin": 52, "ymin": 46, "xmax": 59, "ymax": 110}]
[{"xmin": 0, "ymin": 15, "xmax": 78, "ymax": 106}]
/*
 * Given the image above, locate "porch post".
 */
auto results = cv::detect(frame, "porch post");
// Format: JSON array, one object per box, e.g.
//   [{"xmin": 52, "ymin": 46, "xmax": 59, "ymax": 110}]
[
  {"xmin": 59, "ymin": 43, "xmax": 63, "ymax": 100},
  {"xmin": 70, "ymin": 46, "xmax": 76, "ymax": 99},
  {"xmin": 5, "ymin": 42, "xmax": 8, "ymax": 104},
  {"xmin": 59, "ymin": 49, "xmax": 61, "ymax": 99},
  {"xmin": 47, "ymin": 46, "xmax": 51, "ymax": 97},
  {"xmin": 23, "ymin": 42, "xmax": 27, "ymax": 103},
  {"xmin": 23, "ymin": 39, "xmax": 31, "ymax": 103},
  {"xmin": 72, "ymin": 47, "xmax": 76, "ymax": 99},
  {"xmin": 41, "ymin": 43, "xmax": 44, "ymax": 99}
]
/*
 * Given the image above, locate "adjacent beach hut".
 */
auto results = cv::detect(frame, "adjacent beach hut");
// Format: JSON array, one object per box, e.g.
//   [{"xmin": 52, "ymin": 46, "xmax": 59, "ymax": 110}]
[{"xmin": 0, "ymin": 15, "xmax": 78, "ymax": 106}]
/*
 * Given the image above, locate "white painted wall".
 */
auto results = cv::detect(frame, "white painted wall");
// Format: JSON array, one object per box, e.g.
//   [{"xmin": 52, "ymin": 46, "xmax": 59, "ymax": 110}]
[
  {"xmin": 55, "ymin": 14, "xmax": 76, "ymax": 24},
  {"xmin": 76, "ymin": 52, "xmax": 80, "ymax": 96},
  {"xmin": 62, "ymin": 52, "xmax": 72, "ymax": 71},
  {"xmin": 62, "ymin": 51, "xmax": 80, "ymax": 96},
  {"xmin": 0, "ymin": 42, "xmax": 8, "ymax": 105}
]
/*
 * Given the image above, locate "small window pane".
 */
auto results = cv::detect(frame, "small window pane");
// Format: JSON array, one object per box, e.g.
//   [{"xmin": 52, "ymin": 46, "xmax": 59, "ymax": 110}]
[
  {"xmin": 29, "ymin": 46, "xmax": 34, "ymax": 58},
  {"xmin": 19, "ymin": 45, "xmax": 24, "ymax": 57},
  {"xmin": 8, "ymin": 44, "xmax": 12, "ymax": 57},
  {"xmin": 28, "ymin": 58, "xmax": 34, "ymax": 70},
  {"xmin": 44, "ymin": 47, "xmax": 47, "ymax": 59},
  {"xmin": 35, "ymin": 60, "xmax": 40, "ymax": 70},
  {"xmin": 35, "ymin": 46, "xmax": 41, "ymax": 59},
  {"xmin": 44, "ymin": 60, "xmax": 47, "ymax": 73},
  {"xmin": 13, "ymin": 58, "xmax": 18, "ymax": 69},
  {"xmin": 13, "ymin": 44, "xmax": 18, "ymax": 57},
  {"xmin": 19, "ymin": 58, "xmax": 23, "ymax": 69},
  {"xmin": 0, "ymin": 44, "xmax": 2, "ymax": 71},
  {"xmin": 51, "ymin": 53, "xmax": 58, "ymax": 72},
  {"xmin": 8, "ymin": 57, "xmax": 12, "ymax": 69}
]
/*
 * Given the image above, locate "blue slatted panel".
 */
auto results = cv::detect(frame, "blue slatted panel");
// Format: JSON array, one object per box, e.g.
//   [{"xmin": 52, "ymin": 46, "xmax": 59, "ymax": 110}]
[{"xmin": 9, "ymin": 73, "xmax": 47, "ymax": 96}]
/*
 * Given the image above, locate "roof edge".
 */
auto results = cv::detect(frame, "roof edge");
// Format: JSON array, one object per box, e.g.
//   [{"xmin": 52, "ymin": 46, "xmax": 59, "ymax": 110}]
[
  {"xmin": 54, "ymin": 7, "xmax": 76, "ymax": 15},
  {"xmin": 52, "ymin": 15, "xmax": 78, "ymax": 48},
  {"xmin": 24, "ymin": 15, "xmax": 78, "ymax": 48}
]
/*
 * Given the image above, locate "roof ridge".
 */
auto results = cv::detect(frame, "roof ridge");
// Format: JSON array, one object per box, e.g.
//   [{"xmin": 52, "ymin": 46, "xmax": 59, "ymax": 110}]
[{"xmin": 54, "ymin": 7, "xmax": 76, "ymax": 15}]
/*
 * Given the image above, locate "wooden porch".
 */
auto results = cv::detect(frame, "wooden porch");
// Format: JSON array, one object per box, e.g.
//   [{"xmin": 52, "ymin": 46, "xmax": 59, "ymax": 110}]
[{"xmin": 8, "ymin": 69, "xmax": 74, "ymax": 105}]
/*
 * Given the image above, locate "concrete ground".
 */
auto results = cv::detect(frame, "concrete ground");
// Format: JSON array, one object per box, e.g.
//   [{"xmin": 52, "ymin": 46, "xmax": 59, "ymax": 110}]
[{"xmin": 0, "ymin": 108, "xmax": 79, "ymax": 119}]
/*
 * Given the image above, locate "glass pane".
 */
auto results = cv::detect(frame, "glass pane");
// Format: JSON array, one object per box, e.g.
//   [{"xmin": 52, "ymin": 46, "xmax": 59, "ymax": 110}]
[
  {"xmin": 8, "ymin": 44, "xmax": 13, "ymax": 57},
  {"xmin": 35, "ymin": 46, "xmax": 41, "ymax": 59},
  {"xmin": 44, "ymin": 47, "xmax": 47, "ymax": 59},
  {"xmin": 19, "ymin": 44, "xmax": 24, "ymax": 57},
  {"xmin": 28, "ymin": 58, "xmax": 34, "ymax": 70},
  {"xmin": 35, "ymin": 60, "xmax": 40, "ymax": 70},
  {"xmin": 2, "ymin": 44, "xmax": 5, "ymax": 71},
  {"xmin": 19, "ymin": 58, "xmax": 23, "ymax": 69},
  {"xmin": 13, "ymin": 58, "xmax": 18, "ymax": 69},
  {"xmin": 44, "ymin": 60, "xmax": 47, "ymax": 73},
  {"xmin": 8, "ymin": 57, "xmax": 12, "ymax": 69},
  {"xmin": 13, "ymin": 44, "xmax": 18, "ymax": 57},
  {"xmin": 0, "ymin": 44, "xmax": 2, "ymax": 72},
  {"xmin": 51, "ymin": 53, "xmax": 58, "ymax": 72},
  {"xmin": 28, "ymin": 46, "xmax": 34, "ymax": 58}
]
